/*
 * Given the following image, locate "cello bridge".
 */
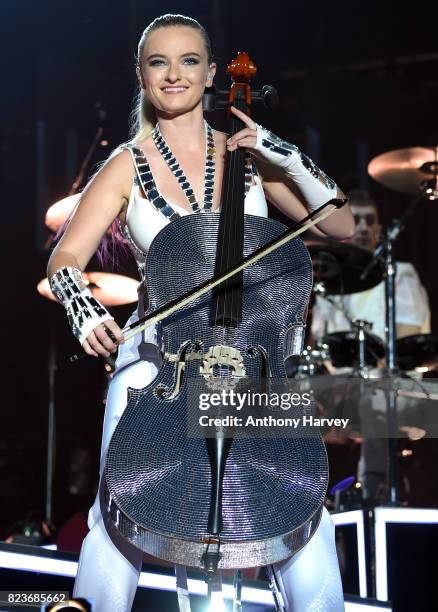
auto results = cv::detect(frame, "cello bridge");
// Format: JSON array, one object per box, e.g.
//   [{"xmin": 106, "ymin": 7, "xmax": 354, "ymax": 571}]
[{"xmin": 200, "ymin": 345, "xmax": 246, "ymax": 378}]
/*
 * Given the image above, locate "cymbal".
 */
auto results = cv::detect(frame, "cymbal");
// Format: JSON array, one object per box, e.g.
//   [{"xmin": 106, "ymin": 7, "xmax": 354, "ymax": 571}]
[
  {"xmin": 305, "ymin": 240, "xmax": 383, "ymax": 294},
  {"xmin": 368, "ymin": 146, "xmax": 438, "ymax": 195},
  {"xmin": 397, "ymin": 333, "xmax": 438, "ymax": 372},
  {"xmin": 37, "ymin": 272, "xmax": 139, "ymax": 307},
  {"xmin": 45, "ymin": 194, "xmax": 81, "ymax": 232}
]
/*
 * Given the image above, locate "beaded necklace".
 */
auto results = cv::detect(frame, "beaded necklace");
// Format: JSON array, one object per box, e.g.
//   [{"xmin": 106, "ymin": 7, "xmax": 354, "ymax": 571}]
[{"xmin": 152, "ymin": 121, "xmax": 215, "ymax": 212}]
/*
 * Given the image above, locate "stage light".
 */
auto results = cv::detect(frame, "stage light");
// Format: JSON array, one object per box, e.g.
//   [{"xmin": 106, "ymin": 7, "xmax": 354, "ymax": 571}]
[
  {"xmin": 205, "ymin": 595, "xmax": 226, "ymax": 611},
  {"xmin": 332, "ymin": 510, "xmax": 367, "ymax": 598},
  {"xmin": 374, "ymin": 507, "xmax": 438, "ymax": 601},
  {"xmin": 0, "ymin": 548, "xmax": 273, "ymax": 605}
]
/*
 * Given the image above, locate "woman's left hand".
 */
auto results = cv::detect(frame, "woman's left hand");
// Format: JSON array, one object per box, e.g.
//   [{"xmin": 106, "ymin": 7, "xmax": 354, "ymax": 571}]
[
  {"xmin": 226, "ymin": 106, "xmax": 259, "ymax": 154},
  {"xmin": 226, "ymin": 106, "xmax": 296, "ymax": 170}
]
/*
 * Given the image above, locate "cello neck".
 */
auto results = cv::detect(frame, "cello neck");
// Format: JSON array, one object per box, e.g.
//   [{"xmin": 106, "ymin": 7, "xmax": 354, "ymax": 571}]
[{"xmin": 211, "ymin": 92, "xmax": 249, "ymax": 327}]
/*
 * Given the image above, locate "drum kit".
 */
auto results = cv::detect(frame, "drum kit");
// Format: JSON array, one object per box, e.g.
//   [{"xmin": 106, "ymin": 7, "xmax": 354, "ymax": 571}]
[
  {"xmin": 293, "ymin": 145, "xmax": 438, "ymax": 505},
  {"xmin": 292, "ymin": 238, "xmax": 438, "ymax": 375},
  {"xmin": 297, "ymin": 144, "xmax": 438, "ymax": 375}
]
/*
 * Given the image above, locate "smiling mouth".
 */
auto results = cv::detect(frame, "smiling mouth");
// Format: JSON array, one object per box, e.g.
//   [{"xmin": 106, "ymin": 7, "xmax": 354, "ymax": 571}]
[{"xmin": 161, "ymin": 86, "xmax": 188, "ymax": 93}]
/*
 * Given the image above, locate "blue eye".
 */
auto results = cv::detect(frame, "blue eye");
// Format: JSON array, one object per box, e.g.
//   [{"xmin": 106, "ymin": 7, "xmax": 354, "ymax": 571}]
[
  {"xmin": 183, "ymin": 57, "xmax": 200, "ymax": 65},
  {"xmin": 147, "ymin": 57, "xmax": 200, "ymax": 67}
]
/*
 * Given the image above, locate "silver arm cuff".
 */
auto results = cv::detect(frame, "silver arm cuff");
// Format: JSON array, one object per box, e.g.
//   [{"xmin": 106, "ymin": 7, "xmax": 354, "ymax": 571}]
[
  {"xmin": 255, "ymin": 125, "xmax": 338, "ymax": 210},
  {"xmin": 49, "ymin": 267, "xmax": 113, "ymax": 345}
]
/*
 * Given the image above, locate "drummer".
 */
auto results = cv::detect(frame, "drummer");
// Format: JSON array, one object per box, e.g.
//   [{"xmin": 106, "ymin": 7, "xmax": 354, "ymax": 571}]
[
  {"xmin": 311, "ymin": 189, "xmax": 430, "ymax": 341},
  {"xmin": 311, "ymin": 189, "xmax": 430, "ymax": 502}
]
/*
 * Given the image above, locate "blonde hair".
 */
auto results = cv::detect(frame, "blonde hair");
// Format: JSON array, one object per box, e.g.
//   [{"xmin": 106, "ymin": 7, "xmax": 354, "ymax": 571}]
[
  {"xmin": 129, "ymin": 90, "xmax": 158, "ymax": 144},
  {"xmin": 129, "ymin": 13, "xmax": 213, "ymax": 144}
]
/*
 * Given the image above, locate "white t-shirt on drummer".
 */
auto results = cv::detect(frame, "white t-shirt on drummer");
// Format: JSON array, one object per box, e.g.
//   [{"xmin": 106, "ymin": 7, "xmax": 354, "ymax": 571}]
[{"xmin": 311, "ymin": 262, "xmax": 430, "ymax": 341}]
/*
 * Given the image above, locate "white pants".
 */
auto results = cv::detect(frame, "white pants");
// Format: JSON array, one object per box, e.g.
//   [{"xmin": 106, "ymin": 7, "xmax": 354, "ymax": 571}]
[{"xmin": 74, "ymin": 330, "xmax": 345, "ymax": 611}]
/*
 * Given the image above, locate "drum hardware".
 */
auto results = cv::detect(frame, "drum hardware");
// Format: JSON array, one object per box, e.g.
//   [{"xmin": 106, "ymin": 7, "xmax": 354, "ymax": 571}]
[
  {"xmin": 368, "ymin": 146, "xmax": 438, "ymax": 197},
  {"xmin": 307, "ymin": 153, "xmax": 438, "ymax": 505},
  {"xmin": 305, "ymin": 240, "xmax": 384, "ymax": 295},
  {"xmin": 308, "ymin": 181, "xmax": 435, "ymax": 507},
  {"xmin": 354, "ymin": 320, "xmax": 371, "ymax": 374},
  {"xmin": 394, "ymin": 376, "xmax": 438, "ymax": 401},
  {"xmin": 322, "ymin": 327, "xmax": 385, "ymax": 372},
  {"xmin": 396, "ymin": 333, "xmax": 438, "ymax": 372},
  {"xmin": 362, "ymin": 225, "xmax": 405, "ymax": 504},
  {"xmin": 313, "ymin": 278, "xmax": 385, "ymax": 371},
  {"xmin": 359, "ymin": 165, "xmax": 437, "ymax": 505},
  {"xmin": 286, "ymin": 343, "xmax": 331, "ymax": 378},
  {"xmin": 292, "ymin": 371, "xmax": 434, "ymax": 451},
  {"xmin": 313, "ymin": 280, "xmax": 327, "ymax": 297}
]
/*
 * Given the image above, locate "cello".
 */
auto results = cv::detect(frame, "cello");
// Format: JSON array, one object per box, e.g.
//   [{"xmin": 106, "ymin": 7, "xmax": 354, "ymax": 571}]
[{"xmin": 103, "ymin": 52, "xmax": 333, "ymax": 573}]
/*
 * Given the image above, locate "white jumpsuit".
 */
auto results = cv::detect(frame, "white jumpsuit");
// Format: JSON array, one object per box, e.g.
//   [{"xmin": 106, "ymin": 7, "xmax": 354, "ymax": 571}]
[{"xmin": 73, "ymin": 158, "xmax": 345, "ymax": 612}]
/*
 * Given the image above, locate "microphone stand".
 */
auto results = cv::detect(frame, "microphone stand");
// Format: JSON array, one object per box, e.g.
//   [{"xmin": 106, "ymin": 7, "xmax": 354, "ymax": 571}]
[{"xmin": 67, "ymin": 126, "xmax": 104, "ymax": 196}]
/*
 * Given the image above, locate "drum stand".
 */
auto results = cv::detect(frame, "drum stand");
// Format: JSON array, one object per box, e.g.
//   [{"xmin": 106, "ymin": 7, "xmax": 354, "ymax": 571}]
[
  {"xmin": 314, "ymin": 188, "xmax": 429, "ymax": 504},
  {"xmin": 45, "ymin": 323, "xmax": 57, "ymax": 526},
  {"xmin": 352, "ymin": 319, "xmax": 373, "ymax": 376},
  {"xmin": 380, "ymin": 226, "xmax": 399, "ymax": 504},
  {"xmin": 361, "ymin": 189, "xmax": 429, "ymax": 504}
]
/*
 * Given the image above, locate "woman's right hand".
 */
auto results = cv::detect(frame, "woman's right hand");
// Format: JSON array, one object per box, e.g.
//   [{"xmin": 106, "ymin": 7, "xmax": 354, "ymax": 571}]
[{"xmin": 82, "ymin": 319, "xmax": 125, "ymax": 358}]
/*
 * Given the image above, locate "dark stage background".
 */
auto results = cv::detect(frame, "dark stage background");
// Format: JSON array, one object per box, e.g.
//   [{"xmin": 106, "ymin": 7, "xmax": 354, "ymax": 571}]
[{"xmin": 1, "ymin": 0, "xmax": 438, "ymax": 543}]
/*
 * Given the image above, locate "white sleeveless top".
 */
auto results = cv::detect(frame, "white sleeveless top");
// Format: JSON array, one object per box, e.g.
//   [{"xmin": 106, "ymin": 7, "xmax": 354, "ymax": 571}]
[
  {"xmin": 114, "ymin": 147, "xmax": 269, "ymax": 365},
  {"xmin": 121, "ymin": 146, "xmax": 268, "ymax": 273}
]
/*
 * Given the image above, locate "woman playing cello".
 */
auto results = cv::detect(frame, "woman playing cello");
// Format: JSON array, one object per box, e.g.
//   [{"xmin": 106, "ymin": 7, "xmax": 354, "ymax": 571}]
[{"xmin": 48, "ymin": 13, "xmax": 354, "ymax": 612}]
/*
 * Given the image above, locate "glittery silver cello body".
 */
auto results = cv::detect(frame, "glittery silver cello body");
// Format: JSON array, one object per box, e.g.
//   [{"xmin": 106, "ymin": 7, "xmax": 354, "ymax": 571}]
[{"xmin": 104, "ymin": 212, "xmax": 329, "ymax": 569}]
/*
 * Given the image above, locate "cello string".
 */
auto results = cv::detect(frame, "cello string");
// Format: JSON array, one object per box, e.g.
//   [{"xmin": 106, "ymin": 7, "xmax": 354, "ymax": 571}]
[
  {"xmin": 227, "ymin": 108, "xmax": 238, "ymax": 329},
  {"xmin": 224, "ymin": 97, "xmax": 245, "ymax": 331},
  {"xmin": 227, "ymin": 106, "xmax": 241, "ymax": 325},
  {"xmin": 222, "ymin": 111, "xmax": 237, "ymax": 330},
  {"xmin": 213, "ymin": 89, "xmax": 246, "ymax": 341},
  {"xmin": 213, "ymin": 100, "xmax": 236, "ymax": 330},
  {"xmin": 223, "ymin": 106, "xmax": 242, "ymax": 331},
  {"xmin": 211, "ymin": 100, "xmax": 231, "ymax": 331},
  {"xmin": 227, "ymin": 98, "xmax": 246, "ymax": 330},
  {"xmin": 215, "ymin": 122, "xmax": 234, "ymax": 332}
]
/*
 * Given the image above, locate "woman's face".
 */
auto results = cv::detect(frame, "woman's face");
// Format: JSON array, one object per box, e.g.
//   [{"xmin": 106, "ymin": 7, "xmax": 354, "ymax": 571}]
[{"xmin": 138, "ymin": 26, "xmax": 215, "ymax": 117}]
